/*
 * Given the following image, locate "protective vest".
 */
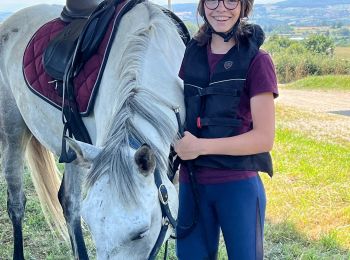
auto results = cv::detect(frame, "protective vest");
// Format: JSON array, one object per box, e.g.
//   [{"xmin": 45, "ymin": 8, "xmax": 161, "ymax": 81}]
[{"xmin": 183, "ymin": 25, "xmax": 273, "ymax": 176}]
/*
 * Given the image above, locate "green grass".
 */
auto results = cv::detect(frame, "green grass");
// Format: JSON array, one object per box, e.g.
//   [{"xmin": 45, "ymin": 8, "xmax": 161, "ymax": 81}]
[
  {"xmin": 284, "ymin": 75, "xmax": 350, "ymax": 90},
  {"xmin": 1, "ymin": 125, "xmax": 349, "ymax": 259},
  {"xmin": 265, "ymin": 128, "xmax": 350, "ymax": 247},
  {"xmin": 0, "ymin": 168, "xmax": 95, "ymax": 260},
  {"xmin": 1, "ymin": 89, "xmax": 350, "ymax": 259}
]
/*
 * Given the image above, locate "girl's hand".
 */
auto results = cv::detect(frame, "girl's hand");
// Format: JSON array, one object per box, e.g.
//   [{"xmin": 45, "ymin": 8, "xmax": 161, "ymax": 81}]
[{"xmin": 174, "ymin": 131, "xmax": 202, "ymax": 160}]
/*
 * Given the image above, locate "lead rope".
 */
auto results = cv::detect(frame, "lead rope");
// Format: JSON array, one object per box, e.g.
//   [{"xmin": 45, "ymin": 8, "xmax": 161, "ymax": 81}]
[
  {"xmin": 172, "ymin": 107, "xmax": 213, "ymax": 259},
  {"xmin": 164, "ymin": 240, "xmax": 169, "ymax": 260},
  {"xmin": 156, "ymin": 107, "xmax": 183, "ymax": 260}
]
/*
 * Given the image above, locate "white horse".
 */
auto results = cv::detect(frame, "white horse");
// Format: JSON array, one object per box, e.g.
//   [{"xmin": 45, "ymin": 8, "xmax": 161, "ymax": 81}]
[{"xmin": 0, "ymin": 1, "xmax": 185, "ymax": 259}]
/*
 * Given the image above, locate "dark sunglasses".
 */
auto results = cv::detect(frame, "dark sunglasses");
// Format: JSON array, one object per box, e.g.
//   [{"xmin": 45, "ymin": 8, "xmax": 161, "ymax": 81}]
[{"xmin": 204, "ymin": 0, "xmax": 240, "ymax": 10}]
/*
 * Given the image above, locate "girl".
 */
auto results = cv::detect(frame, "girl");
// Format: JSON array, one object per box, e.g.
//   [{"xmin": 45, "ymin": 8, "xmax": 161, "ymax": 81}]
[{"xmin": 175, "ymin": 0, "xmax": 278, "ymax": 259}]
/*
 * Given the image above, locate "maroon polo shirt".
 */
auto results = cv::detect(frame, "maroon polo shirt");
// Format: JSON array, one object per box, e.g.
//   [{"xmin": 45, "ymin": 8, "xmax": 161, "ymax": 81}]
[{"xmin": 179, "ymin": 43, "xmax": 279, "ymax": 184}]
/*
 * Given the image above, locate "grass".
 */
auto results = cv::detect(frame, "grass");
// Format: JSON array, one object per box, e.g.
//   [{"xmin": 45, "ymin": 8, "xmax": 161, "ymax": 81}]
[
  {"xmin": 1, "ymin": 83, "xmax": 350, "ymax": 259},
  {"xmin": 265, "ymin": 128, "xmax": 350, "ymax": 248},
  {"xmin": 0, "ymin": 170, "xmax": 72, "ymax": 259},
  {"xmin": 1, "ymin": 116, "xmax": 349, "ymax": 259},
  {"xmin": 284, "ymin": 75, "xmax": 350, "ymax": 91},
  {"xmin": 0, "ymin": 165, "xmax": 96, "ymax": 260}
]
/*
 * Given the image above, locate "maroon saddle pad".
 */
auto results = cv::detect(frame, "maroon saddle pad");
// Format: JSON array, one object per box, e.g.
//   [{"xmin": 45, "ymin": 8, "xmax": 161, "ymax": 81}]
[{"xmin": 23, "ymin": 1, "xmax": 127, "ymax": 116}]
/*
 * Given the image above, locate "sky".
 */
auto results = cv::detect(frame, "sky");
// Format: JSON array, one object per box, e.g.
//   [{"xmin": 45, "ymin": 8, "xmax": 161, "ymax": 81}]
[{"xmin": 0, "ymin": 0, "xmax": 282, "ymax": 12}]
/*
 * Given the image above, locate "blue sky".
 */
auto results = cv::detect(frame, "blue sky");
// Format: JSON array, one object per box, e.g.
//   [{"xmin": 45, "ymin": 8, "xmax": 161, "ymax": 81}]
[{"xmin": 0, "ymin": 0, "xmax": 282, "ymax": 12}]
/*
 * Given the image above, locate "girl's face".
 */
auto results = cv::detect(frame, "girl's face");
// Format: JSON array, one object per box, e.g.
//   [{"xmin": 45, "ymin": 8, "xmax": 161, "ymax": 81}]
[{"xmin": 204, "ymin": 0, "xmax": 241, "ymax": 33}]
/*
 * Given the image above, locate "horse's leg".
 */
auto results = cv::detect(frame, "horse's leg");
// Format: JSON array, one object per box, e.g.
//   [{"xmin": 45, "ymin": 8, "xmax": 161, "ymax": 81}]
[
  {"xmin": 0, "ymin": 92, "xmax": 30, "ymax": 260},
  {"xmin": 59, "ymin": 163, "xmax": 89, "ymax": 260}
]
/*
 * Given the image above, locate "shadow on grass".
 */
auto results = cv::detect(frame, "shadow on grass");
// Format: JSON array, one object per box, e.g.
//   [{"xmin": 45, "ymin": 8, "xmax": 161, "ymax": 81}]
[
  {"xmin": 1, "ymin": 173, "xmax": 349, "ymax": 259},
  {"xmin": 157, "ymin": 221, "xmax": 350, "ymax": 260},
  {"xmin": 264, "ymin": 220, "xmax": 350, "ymax": 260}
]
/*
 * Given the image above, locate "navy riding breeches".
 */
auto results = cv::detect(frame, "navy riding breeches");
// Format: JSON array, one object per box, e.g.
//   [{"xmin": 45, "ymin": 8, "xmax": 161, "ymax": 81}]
[{"xmin": 176, "ymin": 175, "xmax": 266, "ymax": 260}]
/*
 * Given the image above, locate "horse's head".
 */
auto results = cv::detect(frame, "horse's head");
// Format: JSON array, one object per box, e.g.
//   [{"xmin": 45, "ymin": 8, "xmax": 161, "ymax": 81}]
[
  {"xmin": 68, "ymin": 139, "xmax": 178, "ymax": 259},
  {"xmin": 65, "ymin": 1, "xmax": 185, "ymax": 258}
]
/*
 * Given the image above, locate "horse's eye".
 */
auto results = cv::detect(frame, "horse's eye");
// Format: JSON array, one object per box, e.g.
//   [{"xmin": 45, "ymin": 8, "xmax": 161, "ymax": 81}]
[{"xmin": 131, "ymin": 229, "xmax": 149, "ymax": 241}]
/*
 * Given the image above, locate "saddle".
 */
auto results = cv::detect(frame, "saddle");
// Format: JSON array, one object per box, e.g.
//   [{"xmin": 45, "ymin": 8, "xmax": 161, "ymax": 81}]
[
  {"xmin": 43, "ymin": 0, "xmax": 116, "ymax": 82},
  {"xmin": 43, "ymin": 0, "xmax": 132, "ymax": 162},
  {"xmin": 40, "ymin": 0, "xmax": 190, "ymax": 163},
  {"xmin": 60, "ymin": 0, "xmax": 103, "ymax": 22}
]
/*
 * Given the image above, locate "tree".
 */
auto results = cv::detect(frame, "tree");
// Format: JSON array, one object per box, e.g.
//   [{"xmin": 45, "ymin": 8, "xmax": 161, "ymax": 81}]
[
  {"xmin": 264, "ymin": 35, "xmax": 294, "ymax": 55},
  {"xmin": 184, "ymin": 22, "xmax": 199, "ymax": 37},
  {"xmin": 303, "ymin": 34, "xmax": 335, "ymax": 56}
]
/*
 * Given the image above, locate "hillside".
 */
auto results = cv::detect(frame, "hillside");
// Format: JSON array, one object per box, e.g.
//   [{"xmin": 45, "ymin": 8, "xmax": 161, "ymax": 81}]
[
  {"xmin": 274, "ymin": 0, "xmax": 349, "ymax": 8},
  {"xmin": 1, "ymin": 0, "xmax": 350, "ymax": 36},
  {"xmin": 253, "ymin": 0, "xmax": 350, "ymax": 28},
  {"xmin": 173, "ymin": 0, "xmax": 350, "ymax": 28}
]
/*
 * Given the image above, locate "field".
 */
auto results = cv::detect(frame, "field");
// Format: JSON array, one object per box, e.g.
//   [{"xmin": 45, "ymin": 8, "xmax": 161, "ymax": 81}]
[
  {"xmin": 290, "ymin": 26, "xmax": 350, "ymax": 46},
  {"xmin": 335, "ymin": 47, "xmax": 350, "ymax": 60},
  {"xmin": 1, "ymin": 75, "xmax": 350, "ymax": 259},
  {"xmin": 284, "ymin": 75, "xmax": 350, "ymax": 91}
]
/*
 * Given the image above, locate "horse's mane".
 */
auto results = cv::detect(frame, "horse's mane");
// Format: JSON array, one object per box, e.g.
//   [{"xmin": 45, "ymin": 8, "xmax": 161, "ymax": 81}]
[{"xmin": 85, "ymin": 2, "xmax": 180, "ymax": 204}]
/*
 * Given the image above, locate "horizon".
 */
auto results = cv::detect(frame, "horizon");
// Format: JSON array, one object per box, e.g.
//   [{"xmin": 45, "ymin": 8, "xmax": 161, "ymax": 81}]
[{"xmin": 0, "ymin": 0, "xmax": 283, "ymax": 12}]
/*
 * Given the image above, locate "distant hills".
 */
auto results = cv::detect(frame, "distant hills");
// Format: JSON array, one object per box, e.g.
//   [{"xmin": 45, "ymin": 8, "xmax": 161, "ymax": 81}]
[
  {"xmin": 173, "ymin": 0, "xmax": 350, "ymax": 27},
  {"xmin": 1, "ymin": 0, "xmax": 350, "ymax": 28},
  {"xmin": 273, "ymin": 0, "xmax": 349, "ymax": 8},
  {"xmin": 253, "ymin": 0, "xmax": 350, "ymax": 28}
]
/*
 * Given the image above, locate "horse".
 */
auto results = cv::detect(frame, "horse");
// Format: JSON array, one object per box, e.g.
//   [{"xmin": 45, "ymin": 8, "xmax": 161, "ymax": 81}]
[{"xmin": 0, "ymin": 1, "xmax": 185, "ymax": 259}]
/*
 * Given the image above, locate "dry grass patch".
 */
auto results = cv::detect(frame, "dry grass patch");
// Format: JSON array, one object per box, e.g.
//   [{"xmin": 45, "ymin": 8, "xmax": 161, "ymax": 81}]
[
  {"xmin": 335, "ymin": 47, "xmax": 350, "ymax": 60},
  {"xmin": 275, "ymin": 103, "xmax": 350, "ymax": 147}
]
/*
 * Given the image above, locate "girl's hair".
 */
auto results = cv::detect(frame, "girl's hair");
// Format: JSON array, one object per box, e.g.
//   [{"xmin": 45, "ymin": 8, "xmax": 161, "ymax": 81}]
[{"xmin": 194, "ymin": 0, "xmax": 255, "ymax": 45}]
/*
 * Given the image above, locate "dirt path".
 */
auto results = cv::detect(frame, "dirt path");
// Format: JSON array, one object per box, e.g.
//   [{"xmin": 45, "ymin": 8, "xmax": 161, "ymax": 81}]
[
  {"xmin": 275, "ymin": 88, "xmax": 350, "ymax": 145},
  {"xmin": 276, "ymin": 88, "xmax": 350, "ymax": 116}
]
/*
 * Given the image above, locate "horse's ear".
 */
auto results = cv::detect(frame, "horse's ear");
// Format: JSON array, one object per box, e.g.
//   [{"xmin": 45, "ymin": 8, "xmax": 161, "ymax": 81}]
[
  {"xmin": 65, "ymin": 137, "xmax": 102, "ymax": 168},
  {"xmin": 134, "ymin": 144, "xmax": 156, "ymax": 176}
]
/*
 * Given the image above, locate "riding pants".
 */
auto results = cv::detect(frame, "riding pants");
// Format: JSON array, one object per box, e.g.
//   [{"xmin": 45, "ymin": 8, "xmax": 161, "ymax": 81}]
[{"xmin": 176, "ymin": 175, "xmax": 266, "ymax": 260}]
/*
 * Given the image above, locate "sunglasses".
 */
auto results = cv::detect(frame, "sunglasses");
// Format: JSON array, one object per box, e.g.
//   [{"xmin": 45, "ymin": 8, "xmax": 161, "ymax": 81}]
[{"xmin": 204, "ymin": 0, "xmax": 240, "ymax": 10}]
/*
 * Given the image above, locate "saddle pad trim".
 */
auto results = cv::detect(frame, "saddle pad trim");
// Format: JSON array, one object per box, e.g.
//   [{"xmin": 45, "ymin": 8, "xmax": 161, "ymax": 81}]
[{"xmin": 23, "ymin": 18, "xmax": 66, "ymax": 111}]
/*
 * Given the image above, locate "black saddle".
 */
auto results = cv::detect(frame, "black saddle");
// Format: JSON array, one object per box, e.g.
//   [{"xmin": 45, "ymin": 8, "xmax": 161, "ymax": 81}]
[
  {"xmin": 43, "ymin": 0, "xmax": 130, "ymax": 163},
  {"xmin": 60, "ymin": 0, "xmax": 103, "ymax": 21},
  {"xmin": 43, "ymin": 0, "xmax": 116, "ymax": 81}
]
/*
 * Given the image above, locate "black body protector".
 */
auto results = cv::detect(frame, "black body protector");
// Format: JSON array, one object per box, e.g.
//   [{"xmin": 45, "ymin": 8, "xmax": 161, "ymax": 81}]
[{"xmin": 183, "ymin": 24, "xmax": 273, "ymax": 176}]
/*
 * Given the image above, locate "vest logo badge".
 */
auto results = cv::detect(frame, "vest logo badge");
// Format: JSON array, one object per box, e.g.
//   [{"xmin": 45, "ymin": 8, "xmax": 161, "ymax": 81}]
[{"xmin": 224, "ymin": 61, "xmax": 233, "ymax": 70}]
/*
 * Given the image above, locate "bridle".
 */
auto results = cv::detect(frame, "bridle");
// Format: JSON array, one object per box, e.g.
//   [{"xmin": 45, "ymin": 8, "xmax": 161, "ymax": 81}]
[
  {"xmin": 149, "ymin": 167, "xmax": 178, "ymax": 259},
  {"xmin": 128, "ymin": 106, "xmax": 183, "ymax": 260}
]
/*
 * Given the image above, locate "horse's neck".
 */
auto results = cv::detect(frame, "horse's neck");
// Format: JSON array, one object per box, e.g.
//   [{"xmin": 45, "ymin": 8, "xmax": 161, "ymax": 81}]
[
  {"xmin": 91, "ymin": 2, "xmax": 186, "ymax": 148},
  {"xmin": 134, "ymin": 34, "xmax": 185, "ymax": 152}
]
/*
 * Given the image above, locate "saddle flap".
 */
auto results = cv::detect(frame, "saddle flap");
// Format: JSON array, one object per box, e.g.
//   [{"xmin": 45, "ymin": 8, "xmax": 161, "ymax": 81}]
[
  {"xmin": 80, "ymin": 6, "xmax": 116, "ymax": 62},
  {"xmin": 43, "ymin": 18, "xmax": 88, "ymax": 80}
]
